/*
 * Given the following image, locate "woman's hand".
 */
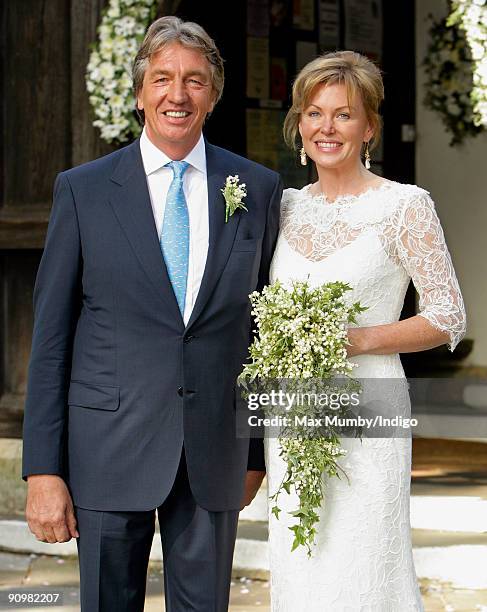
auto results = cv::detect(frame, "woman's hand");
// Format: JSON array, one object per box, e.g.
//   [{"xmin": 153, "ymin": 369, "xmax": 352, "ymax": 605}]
[
  {"xmin": 346, "ymin": 317, "xmax": 451, "ymax": 357},
  {"xmin": 346, "ymin": 327, "xmax": 369, "ymax": 357}
]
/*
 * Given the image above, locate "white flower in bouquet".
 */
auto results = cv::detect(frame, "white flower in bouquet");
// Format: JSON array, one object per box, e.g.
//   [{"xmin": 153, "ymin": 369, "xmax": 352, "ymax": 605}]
[{"xmin": 239, "ymin": 280, "xmax": 366, "ymax": 554}]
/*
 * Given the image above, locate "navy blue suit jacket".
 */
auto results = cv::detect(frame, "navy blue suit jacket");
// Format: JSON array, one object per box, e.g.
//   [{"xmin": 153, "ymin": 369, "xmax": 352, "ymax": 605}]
[{"xmin": 22, "ymin": 138, "xmax": 282, "ymax": 511}]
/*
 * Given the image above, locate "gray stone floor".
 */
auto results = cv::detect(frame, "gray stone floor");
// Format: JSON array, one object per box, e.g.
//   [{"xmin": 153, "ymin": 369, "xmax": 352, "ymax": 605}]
[
  {"xmin": 1, "ymin": 552, "xmax": 487, "ymax": 611},
  {"xmin": 2, "ymin": 436, "xmax": 487, "ymax": 610}
]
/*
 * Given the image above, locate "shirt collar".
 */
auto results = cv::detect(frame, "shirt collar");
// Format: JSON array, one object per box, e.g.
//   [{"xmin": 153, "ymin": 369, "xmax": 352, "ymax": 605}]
[{"xmin": 139, "ymin": 127, "xmax": 206, "ymax": 176}]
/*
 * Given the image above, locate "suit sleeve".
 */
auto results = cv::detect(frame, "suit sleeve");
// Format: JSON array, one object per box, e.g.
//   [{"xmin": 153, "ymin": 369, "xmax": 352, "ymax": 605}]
[
  {"xmin": 247, "ymin": 173, "xmax": 283, "ymax": 472},
  {"xmin": 21, "ymin": 173, "xmax": 82, "ymax": 481}
]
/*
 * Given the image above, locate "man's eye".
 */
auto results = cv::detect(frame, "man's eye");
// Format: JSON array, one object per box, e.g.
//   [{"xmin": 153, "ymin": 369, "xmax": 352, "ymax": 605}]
[
  {"xmin": 188, "ymin": 79, "xmax": 204, "ymax": 86},
  {"xmin": 156, "ymin": 77, "xmax": 168, "ymax": 83}
]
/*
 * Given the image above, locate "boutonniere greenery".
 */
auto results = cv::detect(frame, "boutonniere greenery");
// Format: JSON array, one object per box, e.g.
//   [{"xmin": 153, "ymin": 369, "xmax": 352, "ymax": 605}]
[{"xmin": 222, "ymin": 175, "xmax": 248, "ymax": 222}]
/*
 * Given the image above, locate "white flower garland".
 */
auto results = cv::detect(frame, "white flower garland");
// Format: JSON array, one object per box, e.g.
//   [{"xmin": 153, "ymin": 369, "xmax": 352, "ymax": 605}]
[
  {"xmin": 448, "ymin": 0, "xmax": 487, "ymax": 127},
  {"xmin": 423, "ymin": 9, "xmax": 483, "ymax": 145},
  {"xmin": 86, "ymin": 0, "xmax": 158, "ymax": 144}
]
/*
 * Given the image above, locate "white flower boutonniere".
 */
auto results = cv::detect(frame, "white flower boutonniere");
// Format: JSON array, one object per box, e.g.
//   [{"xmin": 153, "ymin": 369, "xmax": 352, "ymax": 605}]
[{"xmin": 221, "ymin": 175, "xmax": 248, "ymax": 223}]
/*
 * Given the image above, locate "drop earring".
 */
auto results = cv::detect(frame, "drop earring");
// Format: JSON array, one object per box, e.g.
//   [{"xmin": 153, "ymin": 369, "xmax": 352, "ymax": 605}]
[
  {"xmin": 364, "ymin": 141, "xmax": 371, "ymax": 170},
  {"xmin": 300, "ymin": 145, "xmax": 307, "ymax": 166}
]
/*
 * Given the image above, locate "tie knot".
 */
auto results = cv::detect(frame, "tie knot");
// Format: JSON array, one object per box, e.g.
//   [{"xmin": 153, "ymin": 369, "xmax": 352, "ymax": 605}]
[{"xmin": 167, "ymin": 160, "xmax": 190, "ymax": 180}]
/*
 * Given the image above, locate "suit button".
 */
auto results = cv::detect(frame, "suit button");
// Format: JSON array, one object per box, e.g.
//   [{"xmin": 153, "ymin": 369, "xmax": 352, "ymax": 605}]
[
  {"xmin": 184, "ymin": 335, "xmax": 195, "ymax": 343},
  {"xmin": 177, "ymin": 387, "xmax": 184, "ymax": 397}
]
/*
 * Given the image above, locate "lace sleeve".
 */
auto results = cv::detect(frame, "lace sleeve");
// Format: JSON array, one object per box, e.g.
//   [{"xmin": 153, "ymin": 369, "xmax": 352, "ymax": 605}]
[{"xmin": 395, "ymin": 189, "xmax": 466, "ymax": 351}]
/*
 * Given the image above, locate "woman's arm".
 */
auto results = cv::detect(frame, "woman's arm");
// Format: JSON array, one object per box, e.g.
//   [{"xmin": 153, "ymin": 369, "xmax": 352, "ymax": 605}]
[
  {"xmin": 347, "ymin": 316, "xmax": 449, "ymax": 357},
  {"xmin": 347, "ymin": 188, "xmax": 466, "ymax": 357}
]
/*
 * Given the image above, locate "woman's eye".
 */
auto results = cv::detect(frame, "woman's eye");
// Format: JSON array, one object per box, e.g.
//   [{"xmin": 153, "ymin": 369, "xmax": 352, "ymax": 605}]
[
  {"xmin": 308, "ymin": 111, "xmax": 320, "ymax": 118},
  {"xmin": 337, "ymin": 113, "xmax": 350, "ymax": 119}
]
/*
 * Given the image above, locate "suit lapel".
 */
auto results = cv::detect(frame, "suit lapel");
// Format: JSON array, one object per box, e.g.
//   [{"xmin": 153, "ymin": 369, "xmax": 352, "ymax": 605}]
[
  {"xmin": 108, "ymin": 140, "xmax": 183, "ymax": 325},
  {"xmin": 186, "ymin": 142, "xmax": 242, "ymax": 330}
]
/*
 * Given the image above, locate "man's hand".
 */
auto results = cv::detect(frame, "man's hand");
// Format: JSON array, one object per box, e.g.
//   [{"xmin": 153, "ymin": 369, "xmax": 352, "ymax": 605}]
[
  {"xmin": 240, "ymin": 470, "xmax": 265, "ymax": 510},
  {"xmin": 26, "ymin": 475, "xmax": 79, "ymax": 543}
]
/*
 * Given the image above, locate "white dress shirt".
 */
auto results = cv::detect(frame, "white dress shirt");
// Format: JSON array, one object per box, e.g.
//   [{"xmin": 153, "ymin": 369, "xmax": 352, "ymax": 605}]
[{"xmin": 139, "ymin": 127, "xmax": 209, "ymax": 325}]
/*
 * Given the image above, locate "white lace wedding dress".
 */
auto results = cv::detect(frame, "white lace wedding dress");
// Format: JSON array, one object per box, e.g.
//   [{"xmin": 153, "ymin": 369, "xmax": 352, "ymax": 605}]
[{"xmin": 265, "ymin": 181, "xmax": 466, "ymax": 612}]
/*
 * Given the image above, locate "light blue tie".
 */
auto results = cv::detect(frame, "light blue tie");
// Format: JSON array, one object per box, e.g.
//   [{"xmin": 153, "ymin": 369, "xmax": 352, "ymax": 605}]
[{"xmin": 160, "ymin": 161, "xmax": 190, "ymax": 315}]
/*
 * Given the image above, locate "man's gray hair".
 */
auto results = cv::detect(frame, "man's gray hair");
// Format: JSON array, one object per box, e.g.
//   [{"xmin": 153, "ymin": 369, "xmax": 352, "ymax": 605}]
[{"xmin": 133, "ymin": 16, "xmax": 224, "ymax": 122}]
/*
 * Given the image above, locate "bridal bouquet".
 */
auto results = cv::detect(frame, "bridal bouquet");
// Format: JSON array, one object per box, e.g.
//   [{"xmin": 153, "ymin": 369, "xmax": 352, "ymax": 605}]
[{"xmin": 239, "ymin": 280, "xmax": 366, "ymax": 554}]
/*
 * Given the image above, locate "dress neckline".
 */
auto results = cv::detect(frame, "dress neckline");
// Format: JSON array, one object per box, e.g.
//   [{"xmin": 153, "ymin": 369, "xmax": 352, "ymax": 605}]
[{"xmin": 303, "ymin": 180, "xmax": 397, "ymax": 207}]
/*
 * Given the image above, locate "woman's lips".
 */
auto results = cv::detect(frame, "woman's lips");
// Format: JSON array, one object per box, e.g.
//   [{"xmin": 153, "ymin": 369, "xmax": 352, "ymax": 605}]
[{"xmin": 315, "ymin": 141, "xmax": 343, "ymax": 152}]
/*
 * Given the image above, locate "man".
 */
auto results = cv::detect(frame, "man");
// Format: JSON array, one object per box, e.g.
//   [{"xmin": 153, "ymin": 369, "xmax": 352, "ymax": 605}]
[{"xmin": 22, "ymin": 16, "xmax": 282, "ymax": 611}]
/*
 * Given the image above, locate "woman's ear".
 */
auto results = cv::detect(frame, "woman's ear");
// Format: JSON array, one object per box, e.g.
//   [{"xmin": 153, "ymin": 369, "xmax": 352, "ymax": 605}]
[{"xmin": 364, "ymin": 121, "xmax": 375, "ymax": 143}]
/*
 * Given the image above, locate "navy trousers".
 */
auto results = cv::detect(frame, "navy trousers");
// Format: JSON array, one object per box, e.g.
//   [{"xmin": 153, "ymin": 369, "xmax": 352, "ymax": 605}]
[{"xmin": 75, "ymin": 450, "xmax": 239, "ymax": 611}]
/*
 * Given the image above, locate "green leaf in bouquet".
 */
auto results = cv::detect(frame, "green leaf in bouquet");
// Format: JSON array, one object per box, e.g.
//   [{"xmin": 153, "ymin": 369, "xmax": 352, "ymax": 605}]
[
  {"xmin": 239, "ymin": 279, "xmax": 367, "ymax": 554},
  {"xmin": 271, "ymin": 505, "xmax": 281, "ymax": 519}
]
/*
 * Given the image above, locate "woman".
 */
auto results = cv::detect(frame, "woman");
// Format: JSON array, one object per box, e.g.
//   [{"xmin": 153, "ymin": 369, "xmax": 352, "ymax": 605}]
[{"xmin": 266, "ymin": 51, "xmax": 466, "ymax": 611}]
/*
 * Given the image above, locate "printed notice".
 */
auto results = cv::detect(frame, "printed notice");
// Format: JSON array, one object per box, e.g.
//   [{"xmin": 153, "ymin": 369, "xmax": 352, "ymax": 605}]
[
  {"xmin": 270, "ymin": 57, "xmax": 287, "ymax": 100},
  {"xmin": 344, "ymin": 0, "xmax": 382, "ymax": 60},
  {"xmin": 247, "ymin": 37, "xmax": 270, "ymax": 99},
  {"xmin": 293, "ymin": 0, "xmax": 315, "ymax": 30},
  {"xmin": 296, "ymin": 41, "xmax": 318, "ymax": 72},
  {"xmin": 247, "ymin": 0, "xmax": 270, "ymax": 37},
  {"xmin": 246, "ymin": 109, "xmax": 280, "ymax": 168},
  {"xmin": 247, "ymin": 109, "xmax": 310, "ymax": 186},
  {"xmin": 319, "ymin": 0, "xmax": 340, "ymax": 48}
]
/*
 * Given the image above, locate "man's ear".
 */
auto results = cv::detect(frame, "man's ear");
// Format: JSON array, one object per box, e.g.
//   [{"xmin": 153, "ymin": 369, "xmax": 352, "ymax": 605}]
[
  {"xmin": 136, "ymin": 92, "xmax": 143, "ymax": 111},
  {"xmin": 209, "ymin": 91, "xmax": 217, "ymax": 114}
]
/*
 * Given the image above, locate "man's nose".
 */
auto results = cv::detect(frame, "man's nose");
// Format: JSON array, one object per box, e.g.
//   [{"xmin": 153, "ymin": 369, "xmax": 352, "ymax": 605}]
[{"xmin": 167, "ymin": 78, "xmax": 188, "ymax": 104}]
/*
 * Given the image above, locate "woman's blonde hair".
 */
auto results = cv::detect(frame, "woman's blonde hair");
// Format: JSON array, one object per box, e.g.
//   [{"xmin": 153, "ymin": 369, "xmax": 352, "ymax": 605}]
[{"xmin": 283, "ymin": 50, "xmax": 384, "ymax": 151}]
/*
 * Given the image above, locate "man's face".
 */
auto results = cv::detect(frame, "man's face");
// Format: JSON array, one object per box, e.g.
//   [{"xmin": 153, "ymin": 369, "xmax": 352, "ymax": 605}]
[{"xmin": 137, "ymin": 42, "xmax": 216, "ymax": 157}]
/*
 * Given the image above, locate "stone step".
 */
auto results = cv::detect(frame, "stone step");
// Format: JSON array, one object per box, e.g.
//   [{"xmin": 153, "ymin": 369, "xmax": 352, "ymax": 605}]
[
  {"xmin": 2, "ymin": 517, "xmax": 487, "ymax": 588},
  {"xmin": 411, "ymin": 493, "xmax": 487, "ymax": 532},
  {"xmin": 0, "ymin": 439, "xmax": 25, "ymax": 517},
  {"xmin": 3, "ymin": 437, "xmax": 487, "ymax": 586},
  {"xmin": 240, "ymin": 480, "xmax": 487, "ymax": 531}
]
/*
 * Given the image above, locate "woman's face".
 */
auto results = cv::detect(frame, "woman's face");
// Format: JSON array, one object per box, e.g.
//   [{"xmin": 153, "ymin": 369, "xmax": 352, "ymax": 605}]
[{"xmin": 299, "ymin": 82, "xmax": 374, "ymax": 172}]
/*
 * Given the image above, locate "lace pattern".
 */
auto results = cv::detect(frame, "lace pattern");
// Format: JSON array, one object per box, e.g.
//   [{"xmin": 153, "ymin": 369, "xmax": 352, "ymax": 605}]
[
  {"xmin": 280, "ymin": 181, "xmax": 466, "ymax": 349},
  {"xmin": 266, "ymin": 181, "xmax": 466, "ymax": 611}
]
